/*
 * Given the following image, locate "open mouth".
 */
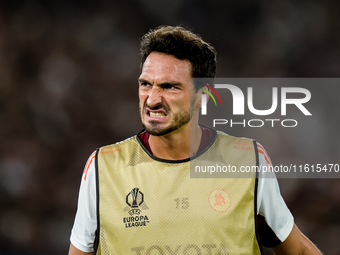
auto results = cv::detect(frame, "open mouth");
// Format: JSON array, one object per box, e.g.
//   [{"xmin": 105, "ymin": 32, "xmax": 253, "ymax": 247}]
[
  {"xmin": 147, "ymin": 109, "xmax": 167, "ymax": 118},
  {"xmin": 149, "ymin": 112, "xmax": 166, "ymax": 118}
]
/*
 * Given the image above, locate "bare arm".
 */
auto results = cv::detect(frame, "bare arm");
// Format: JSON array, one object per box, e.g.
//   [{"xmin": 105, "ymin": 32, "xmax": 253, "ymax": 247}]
[
  {"xmin": 273, "ymin": 224, "xmax": 322, "ymax": 255},
  {"xmin": 68, "ymin": 243, "xmax": 93, "ymax": 255}
]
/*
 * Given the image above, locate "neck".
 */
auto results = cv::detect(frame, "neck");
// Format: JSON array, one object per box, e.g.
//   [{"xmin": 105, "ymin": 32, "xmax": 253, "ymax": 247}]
[{"xmin": 149, "ymin": 122, "xmax": 202, "ymax": 160}]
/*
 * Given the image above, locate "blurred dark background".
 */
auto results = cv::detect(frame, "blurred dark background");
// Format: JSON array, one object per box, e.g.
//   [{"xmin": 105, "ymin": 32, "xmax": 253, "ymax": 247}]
[{"xmin": 0, "ymin": 0, "xmax": 339, "ymax": 254}]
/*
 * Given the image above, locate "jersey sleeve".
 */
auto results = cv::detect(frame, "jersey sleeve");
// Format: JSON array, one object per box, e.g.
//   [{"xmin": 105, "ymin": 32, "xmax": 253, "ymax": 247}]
[
  {"xmin": 256, "ymin": 143, "xmax": 294, "ymax": 247},
  {"xmin": 70, "ymin": 151, "xmax": 97, "ymax": 252}
]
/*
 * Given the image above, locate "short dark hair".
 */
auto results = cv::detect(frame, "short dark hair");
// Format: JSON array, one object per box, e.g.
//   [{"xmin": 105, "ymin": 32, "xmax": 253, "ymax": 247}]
[{"xmin": 140, "ymin": 26, "xmax": 217, "ymax": 89}]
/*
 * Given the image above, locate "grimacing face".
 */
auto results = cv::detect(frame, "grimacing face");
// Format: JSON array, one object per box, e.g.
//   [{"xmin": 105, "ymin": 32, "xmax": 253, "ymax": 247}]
[{"xmin": 138, "ymin": 52, "xmax": 200, "ymax": 136}]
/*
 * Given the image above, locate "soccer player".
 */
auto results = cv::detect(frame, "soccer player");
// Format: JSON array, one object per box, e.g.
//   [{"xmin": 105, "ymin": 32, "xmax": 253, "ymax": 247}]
[{"xmin": 68, "ymin": 26, "xmax": 322, "ymax": 254}]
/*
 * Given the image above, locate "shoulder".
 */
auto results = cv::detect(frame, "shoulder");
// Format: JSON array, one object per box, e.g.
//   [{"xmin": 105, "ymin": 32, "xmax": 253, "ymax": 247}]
[
  {"xmin": 83, "ymin": 150, "xmax": 97, "ymax": 181},
  {"xmin": 215, "ymin": 130, "xmax": 255, "ymax": 145},
  {"xmin": 99, "ymin": 135, "xmax": 138, "ymax": 151},
  {"xmin": 256, "ymin": 142, "xmax": 273, "ymax": 168},
  {"xmin": 98, "ymin": 135, "xmax": 138, "ymax": 154},
  {"xmin": 214, "ymin": 130, "xmax": 260, "ymax": 157},
  {"xmin": 81, "ymin": 135, "xmax": 139, "ymax": 181},
  {"xmin": 97, "ymin": 135, "xmax": 140, "ymax": 158}
]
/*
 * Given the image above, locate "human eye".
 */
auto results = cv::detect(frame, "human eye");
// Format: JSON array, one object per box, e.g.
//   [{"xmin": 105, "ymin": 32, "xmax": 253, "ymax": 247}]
[
  {"xmin": 140, "ymin": 81, "xmax": 151, "ymax": 87},
  {"xmin": 162, "ymin": 83, "xmax": 177, "ymax": 90}
]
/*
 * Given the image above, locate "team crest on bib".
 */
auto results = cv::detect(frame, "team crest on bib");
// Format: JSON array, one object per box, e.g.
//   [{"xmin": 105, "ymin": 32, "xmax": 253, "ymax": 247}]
[
  {"xmin": 208, "ymin": 189, "xmax": 231, "ymax": 212},
  {"xmin": 123, "ymin": 188, "xmax": 150, "ymax": 228}
]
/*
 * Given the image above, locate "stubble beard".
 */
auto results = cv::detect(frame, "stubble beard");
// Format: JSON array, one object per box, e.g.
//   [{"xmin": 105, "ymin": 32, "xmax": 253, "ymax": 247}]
[{"xmin": 140, "ymin": 97, "xmax": 196, "ymax": 136}]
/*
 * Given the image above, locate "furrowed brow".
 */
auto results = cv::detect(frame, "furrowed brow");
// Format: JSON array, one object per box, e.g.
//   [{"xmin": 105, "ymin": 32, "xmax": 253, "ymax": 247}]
[
  {"xmin": 159, "ymin": 81, "xmax": 182, "ymax": 86},
  {"xmin": 138, "ymin": 78, "xmax": 150, "ymax": 83}
]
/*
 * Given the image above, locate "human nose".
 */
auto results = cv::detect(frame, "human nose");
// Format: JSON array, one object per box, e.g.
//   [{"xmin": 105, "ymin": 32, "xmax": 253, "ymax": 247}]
[{"xmin": 146, "ymin": 86, "xmax": 162, "ymax": 108}]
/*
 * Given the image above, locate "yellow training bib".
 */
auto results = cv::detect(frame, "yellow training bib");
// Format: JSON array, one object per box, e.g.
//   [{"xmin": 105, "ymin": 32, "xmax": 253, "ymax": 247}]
[{"xmin": 95, "ymin": 129, "xmax": 261, "ymax": 255}]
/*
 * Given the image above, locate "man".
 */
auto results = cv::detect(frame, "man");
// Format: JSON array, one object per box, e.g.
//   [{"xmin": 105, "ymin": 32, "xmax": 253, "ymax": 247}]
[{"xmin": 69, "ymin": 26, "xmax": 322, "ymax": 254}]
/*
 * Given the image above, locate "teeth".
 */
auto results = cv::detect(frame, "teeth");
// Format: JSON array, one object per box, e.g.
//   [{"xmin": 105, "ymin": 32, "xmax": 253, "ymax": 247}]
[{"xmin": 149, "ymin": 112, "xmax": 165, "ymax": 118}]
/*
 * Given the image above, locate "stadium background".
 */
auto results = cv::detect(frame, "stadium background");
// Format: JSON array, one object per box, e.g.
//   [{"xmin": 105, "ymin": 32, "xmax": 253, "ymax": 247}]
[{"xmin": 0, "ymin": 0, "xmax": 339, "ymax": 254}]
